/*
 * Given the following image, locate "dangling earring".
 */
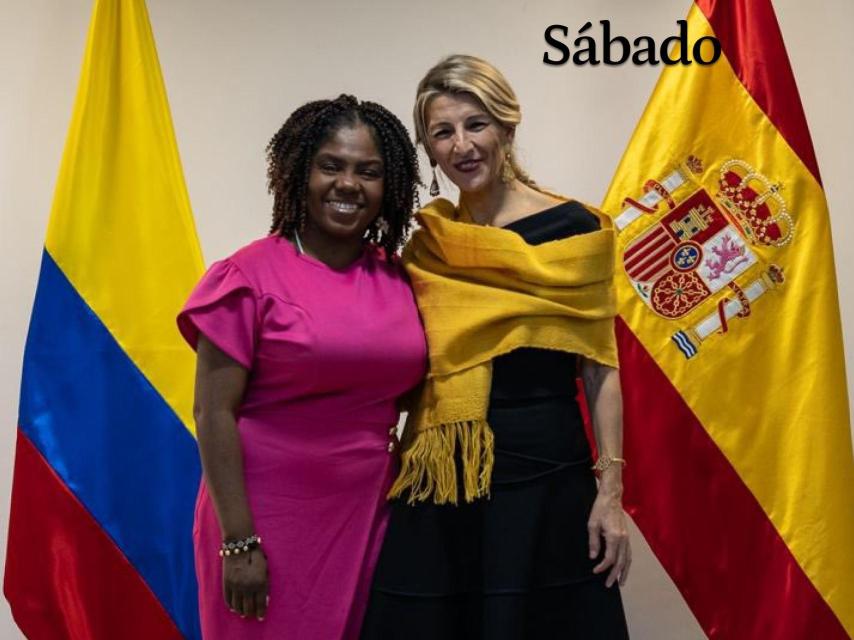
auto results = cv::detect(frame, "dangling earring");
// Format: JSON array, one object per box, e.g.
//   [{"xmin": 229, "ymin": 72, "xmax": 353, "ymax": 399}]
[
  {"xmin": 501, "ymin": 148, "xmax": 516, "ymax": 184},
  {"xmin": 367, "ymin": 216, "xmax": 390, "ymax": 244},
  {"xmin": 429, "ymin": 160, "xmax": 440, "ymax": 197}
]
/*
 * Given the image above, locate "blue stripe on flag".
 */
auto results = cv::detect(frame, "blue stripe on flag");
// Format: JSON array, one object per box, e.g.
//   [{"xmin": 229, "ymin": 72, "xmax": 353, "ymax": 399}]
[
  {"xmin": 18, "ymin": 250, "xmax": 201, "ymax": 640},
  {"xmin": 672, "ymin": 331, "xmax": 698, "ymax": 359}
]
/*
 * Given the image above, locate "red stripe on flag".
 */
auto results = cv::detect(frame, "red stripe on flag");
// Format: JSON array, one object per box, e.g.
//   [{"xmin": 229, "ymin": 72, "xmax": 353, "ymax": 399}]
[
  {"xmin": 616, "ymin": 318, "xmax": 847, "ymax": 639},
  {"xmin": 694, "ymin": 0, "xmax": 821, "ymax": 184},
  {"xmin": 625, "ymin": 227, "xmax": 668, "ymax": 260},
  {"xmin": 626, "ymin": 251, "xmax": 669, "ymax": 279},
  {"xmin": 624, "ymin": 234, "xmax": 673, "ymax": 271},
  {"xmin": 628, "ymin": 248, "xmax": 674, "ymax": 282},
  {"xmin": 635, "ymin": 261, "xmax": 671, "ymax": 284},
  {"xmin": 3, "ymin": 430, "xmax": 184, "ymax": 640},
  {"xmin": 626, "ymin": 245, "xmax": 675, "ymax": 280}
]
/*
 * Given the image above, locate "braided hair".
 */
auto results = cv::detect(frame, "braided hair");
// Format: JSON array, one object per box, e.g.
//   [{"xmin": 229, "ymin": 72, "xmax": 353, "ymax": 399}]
[{"xmin": 266, "ymin": 95, "xmax": 421, "ymax": 260}]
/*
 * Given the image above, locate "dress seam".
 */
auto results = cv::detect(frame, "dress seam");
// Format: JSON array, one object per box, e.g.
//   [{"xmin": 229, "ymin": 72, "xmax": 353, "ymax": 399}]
[{"xmin": 371, "ymin": 575, "xmax": 606, "ymax": 598}]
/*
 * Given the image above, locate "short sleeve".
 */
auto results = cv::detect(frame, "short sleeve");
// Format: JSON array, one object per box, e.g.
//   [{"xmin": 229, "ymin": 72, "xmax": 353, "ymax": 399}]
[{"xmin": 177, "ymin": 260, "xmax": 258, "ymax": 369}]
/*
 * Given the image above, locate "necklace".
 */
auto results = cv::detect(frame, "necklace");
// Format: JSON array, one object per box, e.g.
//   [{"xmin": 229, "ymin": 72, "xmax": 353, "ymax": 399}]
[{"xmin": 293, "ymin": 229, "xmax": 305, "ymax": 255}]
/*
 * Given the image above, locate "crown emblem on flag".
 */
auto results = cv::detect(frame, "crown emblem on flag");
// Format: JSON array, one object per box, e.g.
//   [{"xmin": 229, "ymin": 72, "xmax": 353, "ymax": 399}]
[{"xmin": 716, "ymin": 159, "xmax": 794, "ymax": 247}]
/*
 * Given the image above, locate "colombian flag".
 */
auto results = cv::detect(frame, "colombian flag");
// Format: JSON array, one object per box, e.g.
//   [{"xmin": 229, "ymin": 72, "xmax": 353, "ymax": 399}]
[
  {"xmin": 603, "ymin": 1, "xmax": 853, "ymax": 638},
  {"xmin": 4, "ymin": 1, "xmax": 204, "ymax": 638}
]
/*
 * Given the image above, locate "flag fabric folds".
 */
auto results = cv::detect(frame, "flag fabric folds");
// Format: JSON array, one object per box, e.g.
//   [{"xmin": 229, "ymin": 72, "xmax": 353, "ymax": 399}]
[
  {"xmin": 602, "ymin": 1, "xmax": 853, "ymax": 638},
  {"xmin": 4, "ymin": 1, "xmax": 204, "ymax": 638}
]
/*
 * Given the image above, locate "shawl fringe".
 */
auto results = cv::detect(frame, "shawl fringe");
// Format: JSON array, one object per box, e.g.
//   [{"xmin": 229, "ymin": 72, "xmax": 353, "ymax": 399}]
[{"xmin": 388, "ymin": 421, "xmax": 495, "ymax": 505}]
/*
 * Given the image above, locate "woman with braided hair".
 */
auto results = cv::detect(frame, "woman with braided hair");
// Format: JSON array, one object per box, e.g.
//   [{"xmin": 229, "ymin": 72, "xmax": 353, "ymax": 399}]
[{"xmin": 178, "ymin": 94, "xmax": 426, "ymax": 639}]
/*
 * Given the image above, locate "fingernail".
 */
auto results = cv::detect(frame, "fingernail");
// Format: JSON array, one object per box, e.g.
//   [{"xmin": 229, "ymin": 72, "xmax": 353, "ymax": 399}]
[{"xmin": 258, "ymin": 617, "xmax": 265, "ymax": 622}]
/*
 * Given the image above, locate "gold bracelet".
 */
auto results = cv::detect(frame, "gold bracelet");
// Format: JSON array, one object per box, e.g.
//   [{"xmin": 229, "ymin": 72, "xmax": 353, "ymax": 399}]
[{"xmin": 591, "ymin": 455, "xmax": 627, "ymax": 473}]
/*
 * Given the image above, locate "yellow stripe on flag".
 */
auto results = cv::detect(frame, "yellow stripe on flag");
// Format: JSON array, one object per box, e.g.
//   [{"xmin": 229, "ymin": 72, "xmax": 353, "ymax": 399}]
[{"xmin": 44, "ymin": 0, "xmax": 204, "ymax": 434}]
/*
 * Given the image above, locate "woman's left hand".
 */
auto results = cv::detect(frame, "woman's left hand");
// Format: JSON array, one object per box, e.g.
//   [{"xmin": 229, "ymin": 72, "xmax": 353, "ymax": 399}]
[{"xmin": 587, "ymin": 489, "xmax": 631, "ymax": 587}]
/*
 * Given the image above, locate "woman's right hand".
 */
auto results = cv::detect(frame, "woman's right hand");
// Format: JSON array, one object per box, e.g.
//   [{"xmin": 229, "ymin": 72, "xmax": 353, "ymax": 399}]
[{"xmin": 223, "ymin": 547, "xmax": 269, "ymax": 621}]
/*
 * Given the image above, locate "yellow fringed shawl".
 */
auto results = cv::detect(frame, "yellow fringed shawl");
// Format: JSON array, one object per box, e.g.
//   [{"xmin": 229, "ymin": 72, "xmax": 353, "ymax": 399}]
[{"xmin": 388, "ymin": 197, "xmax": 619, "ymax": 505}]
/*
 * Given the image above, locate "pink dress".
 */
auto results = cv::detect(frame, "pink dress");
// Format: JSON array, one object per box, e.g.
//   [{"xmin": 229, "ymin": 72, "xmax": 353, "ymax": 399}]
[{"xmin": 177, "ymin": 236, "xmax": 426, "ymax": 639}]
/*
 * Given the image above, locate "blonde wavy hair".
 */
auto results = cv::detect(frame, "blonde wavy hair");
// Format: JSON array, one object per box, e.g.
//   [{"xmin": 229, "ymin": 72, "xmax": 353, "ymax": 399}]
[{"xmin": 413, "ymin": 54, "xmax": 537, "ymax": 189}]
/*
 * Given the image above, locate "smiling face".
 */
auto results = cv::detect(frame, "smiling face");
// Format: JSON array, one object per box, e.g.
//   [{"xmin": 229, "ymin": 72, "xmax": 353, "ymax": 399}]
[
  {"xmin": 424, "ymin": 92, "xmax": 512, "ymax": 195},
  {"xmin": 304, "ymin": 122, "xmax": 385, "ymax": 244}
]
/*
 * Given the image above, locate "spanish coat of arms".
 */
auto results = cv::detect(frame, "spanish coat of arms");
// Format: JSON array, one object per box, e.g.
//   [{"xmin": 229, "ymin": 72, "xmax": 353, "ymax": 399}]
[{"xmin": 614, "ymin": 157, "xmax": 793, "ymax": 359}]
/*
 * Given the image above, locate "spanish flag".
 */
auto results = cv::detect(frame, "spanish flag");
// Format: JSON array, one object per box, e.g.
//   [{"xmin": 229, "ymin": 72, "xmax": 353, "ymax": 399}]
[
  {"xmin": 4, "ymin": 1, "xmax": 204, "ymax": 638},
  {"xmin": 602, "ymin": 1, "xmax": 853, "ymax": 638}
]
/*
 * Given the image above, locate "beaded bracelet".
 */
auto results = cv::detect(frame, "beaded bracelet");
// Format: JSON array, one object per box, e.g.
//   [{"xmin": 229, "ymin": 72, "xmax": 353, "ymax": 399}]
[
  {"xmin": 591, "ymin": 455, "xmax": 627, "ymax": 474},
  {"xmin": 219, "ymin": 534, "xmax": 262, "ymax": 558}
]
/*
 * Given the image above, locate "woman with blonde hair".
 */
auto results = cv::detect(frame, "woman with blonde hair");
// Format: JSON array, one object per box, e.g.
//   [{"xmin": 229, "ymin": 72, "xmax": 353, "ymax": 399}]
[{"xmin": 361, "ymin": 55, "xmax": 631, "ymax": 639}]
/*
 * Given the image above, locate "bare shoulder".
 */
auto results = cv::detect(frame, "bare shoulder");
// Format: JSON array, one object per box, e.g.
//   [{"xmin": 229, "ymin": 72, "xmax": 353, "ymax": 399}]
[
  {"xmin": 519, "ymin": 184, "xmax": 564, "ymax": 211},
  {"xmin": 494, "ymin": 184, "xmax": 564, "ymax": 226}
]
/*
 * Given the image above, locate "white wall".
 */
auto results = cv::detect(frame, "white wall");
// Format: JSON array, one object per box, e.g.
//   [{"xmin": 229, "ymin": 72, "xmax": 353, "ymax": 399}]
[{"xmin": 1, "ymin": 1, "xmax": 852, "ymax": 638}]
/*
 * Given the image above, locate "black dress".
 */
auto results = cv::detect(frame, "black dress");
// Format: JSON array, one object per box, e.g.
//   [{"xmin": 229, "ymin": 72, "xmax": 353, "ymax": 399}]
[{"xmin": 361, "ymin": 202, "xmax": 630, "ymax": 640}]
